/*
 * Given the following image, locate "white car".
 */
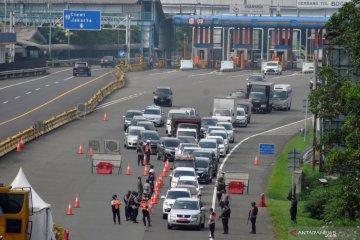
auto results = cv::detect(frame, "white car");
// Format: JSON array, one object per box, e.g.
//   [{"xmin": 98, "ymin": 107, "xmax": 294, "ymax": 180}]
[
  {"xmin": 235, "ymin": 107, "xmax": 247, "ymax": 127},
  {"xmin": 207, "ymin": 136, "xmax": 226, "ymax": 157},
  {"xmin": 176, "ymin": 143, "xmax": 199, "ymax": 156},
  {"xmin": 161, "ymin": 188, "xmax": 191, "ymax": 219},
  {"xmin": 206, "ymin": 125, "xmax": 226, "ymax": 136},
  {"xmin": 180, "ymin": 146, "xmax": 201, "ymax": 156},
  {"xmin": 198, "ymin": 138, "xmax": 219, "ymax": 160},
  {"xmin": 143, "ymin": 105, "xmax": 164, "ymax": 127},
  {"xmin": 123, "ymin": 126, "xmax": 145, "ymax": 148},
  {"xmin": 177, "ymin": 176, "xmax": 201, "ymax": 193},
  {"xmin": 207, "ymin": 129, "xmax": 229, "ymax": 153},
  {"xmin": 170, "ymin": 167, "xmax": 197, "ymax": 188},
  {"xmin": 217, "ymin": 122, "xmax": 235, "ymax": 143},
  {"xmin": 176, "ymin": 128, "xmax": 198, "ymax": 142},
  {"xmin": 167, "ymin": 198, "xmax": 206, "ymax": 230},
  {"xmin": 264, "ymin": 61, "xmax": 282, "ymax": 75}
]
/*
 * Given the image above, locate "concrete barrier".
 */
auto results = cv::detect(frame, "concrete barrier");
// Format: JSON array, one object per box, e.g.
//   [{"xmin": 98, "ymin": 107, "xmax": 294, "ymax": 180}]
[
  {"xmin": 220, "ymin": 61, "xmax": 234, "ymax": 72},
  {"xmin": 302, "ymin": 62, "xmax": 315, "ymax": 74},
  {"xmin": 180, "ymin": 60, "xmax": 194, "ymax": 70}
]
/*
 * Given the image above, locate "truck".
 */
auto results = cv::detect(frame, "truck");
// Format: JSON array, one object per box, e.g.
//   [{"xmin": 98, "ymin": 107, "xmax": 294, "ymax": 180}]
[
  {"xmin": 247, "ymin": 82, "xmax": 274, "ymax": 113},
  {"xmin": 212, "ymin": 96, "xmax": 237, "ymax": 125},
  {"xmin": 170, "ymin": 115, "xmax": 202, "ymax": 139}
]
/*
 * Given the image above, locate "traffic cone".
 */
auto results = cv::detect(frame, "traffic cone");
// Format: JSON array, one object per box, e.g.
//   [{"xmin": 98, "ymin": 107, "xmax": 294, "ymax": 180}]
[
  {"xmin": 103, "ymin": 112, "xmax": 108, "ymax": 121},
  {"xmin": 165, "ymin": 159, "xmax": 170, "ymax": 171},
  {"xmin": 126, "ymin": 163, "xmax": 131, "ymax": 175},
  {"xmin": 143, "ymin": 165, "xmax": 149, "ymax": 176},
  {"xmin": 258, "ymin": 193, "xmax": 267, "ymax": 207},
  {"xmin": 78, "ymin": 144, "xmax": 83, "ymax": 154},
  {"xmin": 254, "ymin": 154, "xmax": 259, "ymax": 166},
  {"xmin": 143, "ymin": 154, "xmax": 148, "ymax": 165},
  {"xmin": 16, "ymin": 141, "xmax": 21, "ymax": 152},
  {"xmin": 19, "ymin": 137, "xmax": 25, "ymax": 148},
  {"xmin": 88, "ymin": 147, "xmax": 93, "ymax": 156},
  {"xmin": 158, "ymin": 176, "xmax": 163, "ymax": 188},
  {"xmin": 66, "ymin": 201, "xmax": 73, "ymax": 215},
  {"xmin": 74, "ymin": 194, "xmax": 80, "ymax": 208},
  {"xmin": 162, "ymin": 166, "xmax": 167, "ymax": 177},
  {"xmin": 154, "ymin": 182, "xmax": 159, "ymax": 191}
]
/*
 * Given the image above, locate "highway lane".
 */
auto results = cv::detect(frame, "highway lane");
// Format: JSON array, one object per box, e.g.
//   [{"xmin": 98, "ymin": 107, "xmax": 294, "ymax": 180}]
[
  {"xmin": 0, "ymin": 66, "xmax": 116, "ymax": 141},
  {"xmin": 0, "ymin": 69, "xmax": 312, "ymax": 240}
]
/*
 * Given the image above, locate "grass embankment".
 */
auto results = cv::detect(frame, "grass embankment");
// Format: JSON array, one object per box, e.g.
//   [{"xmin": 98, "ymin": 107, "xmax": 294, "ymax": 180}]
[{"xmin": 267, "ymin": 131, "xmax": 323, "ymax": 239}]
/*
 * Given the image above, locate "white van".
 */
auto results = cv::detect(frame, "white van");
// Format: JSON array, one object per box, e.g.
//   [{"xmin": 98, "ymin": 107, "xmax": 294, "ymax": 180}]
[
  {"xmin": 176, "ymin": 128, "xmax": 198, "ymax": 142},
  {"xmin": 272, "ymin": 84, "xmax": 292, "ymax": 111},
  {"xmin": 166, "ymin": 109, "xmax": 187, "ymax": 136}
]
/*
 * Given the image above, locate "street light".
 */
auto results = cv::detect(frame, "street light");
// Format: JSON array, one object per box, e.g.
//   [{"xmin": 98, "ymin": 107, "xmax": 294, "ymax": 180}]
[{"xmin": 47, "ymin": 2, "xmax": 52, "ymax": 59}]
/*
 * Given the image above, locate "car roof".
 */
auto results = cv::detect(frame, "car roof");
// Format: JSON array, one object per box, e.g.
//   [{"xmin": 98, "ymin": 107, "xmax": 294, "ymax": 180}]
[
  {"xmin": 208, "ymin": 126, "xmax": 225, "ymax": 130},
  {"xmin": 193, "ymin": 149, "xmax": 214, "ymax": 153},
  {"xmin": 133, "ymin": 116, "xmax": 147, "ymax": 120},
  {"xmin": 237, "ymin": 107, "xmax": 245, "ymax": 111},
  {"xmin": 217, "ymin": 122, "xmax": 232, "ymax": 125},
  {"xmin": 175, "ymin": 197, "xmax": 198, "ymax": 202},
  {"xmin": 141, "ymin": 130, "xmax": 158, "ymax": 134},
  {"xmin": 156, "ymin": 86, "xmax": 171, "ymax": 90},
  {"xmin": 207, "ymin": 136, "xmax": 223, "ymax": 140},
  {"xmin": 160, "ymin": 137, "xmax": 180, "ymax": 141},
  {"xmin": 137, "ymin": 121, "xmax": 154, "ymax": 125},
  {"xmin": 145, "ymin": 105, "xmax": 161, "ymax": 110},
  {"xmin": 128, "ymin": 126, "xmax": 145, "ymax": 130},
  {"xmin": 195, "ymin": 157, "xmax": 210, "ymax": 162},
  {"xmin": 174, "ymin": 167, "xmax": 196, "ymax": 171},
  {"xmin": 168, "ymin": 188, "xmax": 191, "ymax": 192},
  {"xmin": 210, "ymin": 129, "xmax": 227, "ymax": 133},
  {"xmin": 177, "ymin": 128, "xmax": 197, "ymax": 132},
  {"xmin": 178, "ymin": 176, "xmax": 197, "ymax": 180},
  {"xmin": 127, "ymin": 110, "xmax": 143, "ymax": 113},
  {"xmin": 199, "ymin": 138, "xmax": 217, "ymax": 143}
]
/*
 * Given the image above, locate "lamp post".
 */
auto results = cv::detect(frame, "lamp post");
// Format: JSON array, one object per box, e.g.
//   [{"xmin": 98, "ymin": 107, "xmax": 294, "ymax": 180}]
[
  {"xmin": 3, "ymin": 0, "xmax": 7, "ymax": 32},
  {"xmin": 183, "ymin": 32, "xmax": 187, "ymax": 60},
  {"xmin": 47, "ymin": 3, "xmax": 52, "ymax": 59}
]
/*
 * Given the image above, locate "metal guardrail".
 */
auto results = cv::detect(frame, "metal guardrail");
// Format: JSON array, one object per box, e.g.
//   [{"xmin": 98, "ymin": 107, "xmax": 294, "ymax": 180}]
[
  {"xmin": 0, "ymin": 67, "xmax": 49, "ymax": 80},
  {"xmin": 46, "ymin": 59, "xmax": 80, "ymax": 67},
  {"xmin": 0, "ymin": 65, "xmax": 126, "ymax": 157}
]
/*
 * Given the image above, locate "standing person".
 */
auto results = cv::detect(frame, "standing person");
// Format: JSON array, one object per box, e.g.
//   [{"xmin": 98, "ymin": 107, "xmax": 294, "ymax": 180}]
[
  {"xmin": 144, "ymin": 140, "xmax": 151, "ymax": 164},
  {"xmin": 208, "ymin": 208, "xmax": 216, "ymax": 239},
  {"xmin": 249, "ymin": 202, "xmax": 258, "ymax": 234},
  {"xmin": 141, "ymin": 194, "xmax": 151, "ymax": 227},
  {"xmin": 290, "ymin": 195, "xmax": 298, "ymax": 224},
  {"xmin": 132, "ymin": 192, "xmax": 140, "ymax": 223},
  {"xmin": 111, "ymin": 194, "xmax": 121, "ymax": 224},
  {"xmin": 143, "ymin": 179, "xmax": 151, "ymax": 199},
  {"xmin": 219, "ymin": 203, "xmax": 231, "ymax": 234},
  {"xmin": 216, "ymin": 177, "xmax": 226, "ymax": 205},
  {"xmin": 138, "ymin": 176, "xmax": 143, "ymax": 198},
  {"xmin": 124, "ymin": 190, "xmax": 131, "ymax": 221},
  {"xmin": 220, "ymin": 194, "xmax": 231, "ymax": 208},
  {"xmin": 127, "ymin": 191, "xmax": 135, "ymax": 221},
  {"xmin": 137, "ymin": 142, "xmax": 144, "ymax": 166}
]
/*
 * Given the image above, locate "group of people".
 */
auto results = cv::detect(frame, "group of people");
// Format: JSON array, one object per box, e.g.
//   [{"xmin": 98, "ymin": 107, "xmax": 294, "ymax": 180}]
[{"xmin": 137, "ymin": 140, "xmax": 151, "ymax": 166}]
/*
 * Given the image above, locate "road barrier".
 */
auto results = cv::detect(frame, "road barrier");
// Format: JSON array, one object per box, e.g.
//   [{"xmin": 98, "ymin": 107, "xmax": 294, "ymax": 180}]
[
  {"xmin": 220, "ymin": 61, "xmax": 234, "ymax": 72},
  {"xmin": 179, "ymin": 60, "xmax": 194, "ymax": 70},
  {"xmin": 0, "ymin": 67, "xmax": 49, "ymax": 80},
  {"xmin": 0, "ymin": 65, "xmax": 126, "ymax": 158}
]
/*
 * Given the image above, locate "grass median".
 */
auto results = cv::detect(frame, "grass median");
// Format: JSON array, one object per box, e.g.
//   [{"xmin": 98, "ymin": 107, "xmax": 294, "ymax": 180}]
[{"xmin": 266, "ymin": 131, "xmax": 323, "ymax": 239}]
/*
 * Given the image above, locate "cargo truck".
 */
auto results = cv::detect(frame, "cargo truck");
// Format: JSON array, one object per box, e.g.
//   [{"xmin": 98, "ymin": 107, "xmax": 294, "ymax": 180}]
[
  {"xmin": 212, "ymin": 96, "xmax": 237, "ymax": 125},
  {"xmin": 170, "ymin": 115, "xmax": 202, "ymax": 139},
  {"xmin": 247, "ymin": 82, "xmax": 274, "ymax": 113}
]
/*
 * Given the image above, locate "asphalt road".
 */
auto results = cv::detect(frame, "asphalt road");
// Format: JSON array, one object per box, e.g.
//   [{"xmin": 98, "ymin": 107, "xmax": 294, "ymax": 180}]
[
  {"xmin": 0, "ymin": 68, "xmax": 312, "ymax": 240},
  {"xmin": 0, "ymin": 66, "xmax": 116, "ymax": 141}
]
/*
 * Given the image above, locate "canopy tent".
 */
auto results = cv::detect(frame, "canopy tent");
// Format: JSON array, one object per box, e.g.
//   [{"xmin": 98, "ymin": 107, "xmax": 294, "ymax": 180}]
[{"xmin": 11, "ymin": 168, "xmax": 55, "ymax": 240}]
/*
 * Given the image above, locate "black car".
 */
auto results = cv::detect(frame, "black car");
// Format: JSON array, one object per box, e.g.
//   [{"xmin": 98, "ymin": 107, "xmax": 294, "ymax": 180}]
[
  {"xmin": 192, "ymin": 149, "xmax": 218, "ymax": 176},
  {"xmin": 123, "ymin": 110, "xmax": 143, "ymax": 131},
  {"xmin": 153, "ymin": 87, "xmax": 173, "ymax": 107},
  {"xmin": 195, "ymin": 157, "xmax": 213, "ymax": 184},
  {"xmin": 246, "ymin": 74, "xmax": 265, "ymax": 86},
  {"xmin": 137, "ymin": 130, "xmax": 161, "ymax": 154},
  {"xmin": 100, "ymin": 56, "xmax": 116, "ymax": 68},
  {"xmin": 157, "ymin": 137, "xmax": 180, "ymax": 162},
  {"xmin": 73, "ymin": 62, "xmax": 91, "ymax": 76}
]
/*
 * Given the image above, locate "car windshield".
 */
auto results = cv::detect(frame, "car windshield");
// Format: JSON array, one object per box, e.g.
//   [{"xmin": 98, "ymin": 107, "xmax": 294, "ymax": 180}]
[
  {"xmin": 144, "ymin": 109, "xmax": 160, "ymax": 115},
  {"xmin": 248, "ymin": 75, "xmax": 264, "ymax": 81},
  {"xmin": 174, "ymin": 171, "xmax": 195, "ymax": 177},
  {"xmin": 167, "ymin": 191, "xmax": 190, "ymax": 199},
  {"xmin": 182, "ymin": 148, "xmax": 198, "ymax": 155},
  {"xmin": 175, "ymin": 161, "xmax": 194, "ymax": 168},
  {"xmin": 237, "ymin": 110, "xmax": 245, "ymax": 116},
  {"xmin": 172, "ymin": 200, "xmax": 199, "ymax": 210},
  {"xmin": 178, "ymin": 124, "xmax": 197, "ymax": 129},
  {"xmin": 230, "ymin": 91, "xmax": 247, "ymax": 99},
  {"xmin": 199, "ymin": 141, "xmax": 216, "ymax": 148},
  {"xmin": 202, "ymin": 118, "xmax": 217, "ymax": 126},
  {"xmin": 156, "ymin": 88, "xmax": 171, "ymax": 94},
  {"xmin": 217, "ymin": 124, "xmax": 232, "ymax": 130},
  {"xmin": 192, "ymin": 152, "xmax": 210, "ymax": 158},
  {"xmin": 196, "ymin": 160, "xmax": 209, "ymax": 168},
  {"xmin": 126, "ymin": 111, "xmax": 142, "ymax": 119},
  {"xmin": 75, "ymin": 63, "xmax": 87, "ymax": 67},
  {"xmin": 214, "ymin": 109, "xmax": 231, "ymax": 116},
  {"xmin": 267, "ymin": 62, "xmax": 278, "ymax": 66},
  {"xmin": 210, "ymin": 138, "xmax": 224, "ymax": 145},
  {"xmin": 273, "ymin": 91, "xmax": 287, "ymax": 99},
  {"xmin": 168, "ymin": 112, "xmax": 186, "ymax": 119},
  {"xmin": 238, "ymin": 104, "xmax": 249, "ymax": 112},
  {"xmin": 142, "ymin": 132, "xmax": 160, "ymax": 140},
  {"xmin": 209, "ymin": 132, "xmax": 227, "ymax": 139},
  {"xmin": 129, "ymin": 129, "xmax": 142, "ymax": 136},
  {"xmin": 178, "ymin": 131, "xmax": 196, "ymax": 138},
  {"xmin": 164, "ymin": 140, "xmax": 180, "ymax": 148},
  {"xmin": 138, "ymin": 123, "xmax": 155, "ymax": 131},
  {"xmin": 177, "ymin": 180, "xmax": 198, "ymax": 188},
  {"xmin": 178, "ymin": 136, "xmax": 197, "ymax": 144},
  {"xmin": 250, "ymin": 92, "xmax": 266, "ymax": 100}
]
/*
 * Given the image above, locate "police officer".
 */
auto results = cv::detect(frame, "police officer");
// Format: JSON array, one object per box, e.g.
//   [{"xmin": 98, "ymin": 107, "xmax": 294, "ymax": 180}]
[
  {"xmin": 137, "ymin": 142, "xmax": 144, "ymax": 166},
  {"xmin": 143, "ymin": 179, "xmax": 151, "ymax": 199},
  {"xmin": 216, "ymin": 177, "xmax": 226, "ymax": 205},
  {"xmin": 138, "ymin": 176, "xmax": 143, "ymax": 198},
  {"xmin": 144, "ymin": 140, "xmax": 151, "ymax": 164},
  {"xmin": 132, "ymin": 191, "xmax": 140, "ymax": 223},
  {"xmin": 111, "ymin": 194, "xmax": 121, "ymax": 224},
  {"xmin": 249, "ymin": 202, "xmax": 258, "ymax": 234},
  {"xmin": 124, "ymin": 190, "xmax": 131, "ymax": 221},
  {"xmin": 290, "ymin": 195, "xmax": 298, "ymax": 224},
  {"xmin": 141, "ymin": 195, "xmax": 151, "ymax": 227},
  {"xmin": 219, "ymin": 203, "xmax": 231, "ymax": 234}
]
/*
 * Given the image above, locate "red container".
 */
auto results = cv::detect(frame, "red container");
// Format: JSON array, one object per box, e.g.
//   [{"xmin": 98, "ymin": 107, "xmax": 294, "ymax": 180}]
[
  {"xmin": 228, "ymin": 181, "xmax": 244, "ymax": 194},
  {"xmin": 96, "ymin": 162, "xmax": 113, "ymax": 174}
]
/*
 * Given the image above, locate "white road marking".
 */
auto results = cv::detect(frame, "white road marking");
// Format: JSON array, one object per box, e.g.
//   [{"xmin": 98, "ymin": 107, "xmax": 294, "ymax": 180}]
[
  {"xmin": 14, "ymin": 96, "xmax": 21, "ymax": 100},
  {"xmin": 189, "ymin": 71, "xmax": 217, "ymax": 77},
  {"xmin": 268, "ymin": 72, "xmax": 300, "ymax": 79},
  {"xmin": 63, "ymin": 76, "xmax": 73, "ymax": 81},
  {"xmin": 0, "ymin": 68, "xmax": 71, "ymax": 91},
  {"xmin": 95, "ymin": 91, "xmax": 147, "ymax": 110},
  {"xmin": 149, "ymin": 70, "xmax": 178, "ymax": 76},
  {"xmin": 54, "ymin": 81, "xmax": 59, "ymax": 84},
  {"xmin": 26, "ymin": 92, "xmax": 32, "ymax": 95},
  {"xmin": 45, "ymin": 85, "xmax": 50, "ymax": 87},
  {"xmin": 226, "ymin": 72, "xmax": 252, "ymax": 78},
  {"xmin": 2, "ymin": 101, "xmax": 8, "ymax": 104},
  {"xmin": 211, "ymin": 117, "xmax": 312, "ymax": 210},
  {"xmin": 35, "ymin": 88, "xmax": 40, "ymax": 91}
]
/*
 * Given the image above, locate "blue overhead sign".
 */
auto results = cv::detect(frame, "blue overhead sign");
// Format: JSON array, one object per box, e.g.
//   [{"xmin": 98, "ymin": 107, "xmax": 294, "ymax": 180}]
[
  {"xmin": 63, "ymin": 10, "xmax": 101, "ymax": 31},
  {"xmin": 259, "ymin": 143, "xmax": 275, "ymax": 155}
]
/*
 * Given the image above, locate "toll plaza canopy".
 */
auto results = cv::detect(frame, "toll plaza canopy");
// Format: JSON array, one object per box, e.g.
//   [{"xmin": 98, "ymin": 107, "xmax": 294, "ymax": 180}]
[{"xmin": 172, "ymin": 15, "xmax": 329, "ymax": 29}]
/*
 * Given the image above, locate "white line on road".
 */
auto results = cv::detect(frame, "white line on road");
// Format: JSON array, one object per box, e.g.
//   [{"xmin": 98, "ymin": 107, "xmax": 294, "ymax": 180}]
[
  {"xmin": 35, "ymin": 88, "xmax": 40, "ymax": 91},
  {"xmin": 95, "ymin": 91, "xmax": 147, "ymax": 110},
  {"xmin": 149, "ymin": 70, "xmax": 178, "ymax": 76},
  {"xmin": 189, "ymin": 71, "xmax": 217, "ymax": 77},
  {"xmin": 63, "ymin": 76, "xmax": 73, "ymax": 81},
  {"xmin": 268, "ymin": 72, "xmax": 300, "ymax": 79},
  {"xmin": 14, "ymin": 96, "xmax": 21, "ymax": 100},
  {"xmin": 2, "ymin": 101, "xmax": 8, "ymax": 104},
  {"xmin": 211, "ymin": 117, "xmax": 312, "ymax": 210},
  {"xmin": 45, "ymin": 85, "xmax": 50, "ymax": 87},
  {"xmin": 26, "ymin": 92, "xmax": 32, "ymax": 95},
  {"xmin": 226, "ymin": 72, "xmax": 252, "ymax": 79},
  {"xmin": 54, "ymin": 81, "xmax": 59, "ymax": 84}
]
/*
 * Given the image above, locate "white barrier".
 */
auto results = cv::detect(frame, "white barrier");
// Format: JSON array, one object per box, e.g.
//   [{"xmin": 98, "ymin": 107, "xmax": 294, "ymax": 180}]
[
  {"xmin": 180, "ymin": 60, "xmax": 194, "ymax": 70},
  {"xmin": 220, "ymin": 61, "xmax": 234, "ymax": 72},
  {"xmin": 302, "ymin": 62, "xmax": 315, "ymax": 73}
]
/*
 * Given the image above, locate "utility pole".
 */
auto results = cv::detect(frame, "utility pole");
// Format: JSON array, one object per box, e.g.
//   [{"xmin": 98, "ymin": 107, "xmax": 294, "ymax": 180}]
[
  {"xmin": 183, "ymin": 32, "xmax": 187, "ymax": 60},
  {"xmin": 48, "ymin": 3, "xmax": 52, "ymax": 59},
  {"xmin": 125, "ymin": 15, "xmax": 131, "ymax": 65},
  {"xmin": 3, "ymin": 0, "xmax": 7, "ymax": 32},
  {"xmin": 288, "ymin": 148, "xmax": 301, "ymax": 196}
]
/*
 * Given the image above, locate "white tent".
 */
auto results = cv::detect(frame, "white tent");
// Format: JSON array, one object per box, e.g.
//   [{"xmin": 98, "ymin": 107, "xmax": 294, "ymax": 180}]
[{"xmin": 11, "ymin": 168, "xmax": 55, "ymax": 240}]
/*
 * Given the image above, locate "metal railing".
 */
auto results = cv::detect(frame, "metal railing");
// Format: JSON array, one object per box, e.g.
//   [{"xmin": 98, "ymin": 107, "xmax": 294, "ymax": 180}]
[{"xmin": 0, "ymin": 67, "xmax": 48, "ymax": 80}]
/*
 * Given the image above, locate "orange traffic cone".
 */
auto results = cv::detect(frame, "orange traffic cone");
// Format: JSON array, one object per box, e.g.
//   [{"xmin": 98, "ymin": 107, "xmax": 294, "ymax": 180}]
[
  {"xmin": 258, "ymin": 193, "xmax": 267, "ymax": 207},
  {"xmin": 88, "ymin": 147, "xmax": 93, "ymax": 156},
  {"xmin": 20, "ymin": 137, "xmax": 25, "ymax": 148},
  {"xmin": 74, "ymin": 194, "xmax": 80, "ymax": 208},
  {"xmin": 103, "ymin": 112, "xmax": 108, "ymax": 121},
  {"xmin": 78, "ymin": 144, "xmax": 83, "ymax": 154},
  {"xmin": 254, "ymin": 154, "xmax": 259, "ymax": 166},
  {"xmin": 143, "ymin": 154, "xmax": 148, "ymax": 165},
  {"xmin": 126, "ymin": 163, "xmax": 131, "ymax": 175},
  {"xmin": 165, "ymin": 159, "xmax": 170, "ymax": 171},
  {"xmin": 66, "ymin": 201, "xmax": 73, "ymax": 215},
  {"xmin": 143, "ymin": 165, "xmax": 149, "ymax": 176},
  {"xmin": 16, "ymin": 141, "xmax": 21, "ymax": 152},
  {"xmin": 162, "ymin": 166, "xmax": 167, "ymax": 177}
]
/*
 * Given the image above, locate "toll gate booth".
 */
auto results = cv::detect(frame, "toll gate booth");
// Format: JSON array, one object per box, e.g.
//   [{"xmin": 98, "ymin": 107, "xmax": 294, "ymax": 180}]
[
  {"xmin": 0, "ymin": 32, "xmax": 16, "ymax": 64},
  {"xmin": 192, "ymin": 26, "xmax": 213, "ymax": 69}
]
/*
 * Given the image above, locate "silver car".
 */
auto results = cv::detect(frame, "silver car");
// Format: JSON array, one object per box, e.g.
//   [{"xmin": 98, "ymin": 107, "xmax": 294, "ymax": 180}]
[
  {"xmin": 124, "ymin": 126, "xmax": 145, "ymax": 149},
  {"xmin": 123, "ymin": 110, "xmax": 143, "ymax": 131},
  {"xmin": 167, "ymin": 198, "xmax": 206, "ymax": 230},
  {"xmin": 207, "ymin": 130, "xmax": 229, "ymax": 154},
  {"xmin": 217, "ymin": 122, "xmax": 235, "ymax": 143},
  {"xmin": 143, "ymin": 105, "xmax": 164, "ymax": 127}
]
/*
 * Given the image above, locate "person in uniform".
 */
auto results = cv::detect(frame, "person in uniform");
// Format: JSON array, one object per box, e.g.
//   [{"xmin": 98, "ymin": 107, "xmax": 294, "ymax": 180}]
[
  {"xmin": 219, "ymin": 203, "xmax": 231, "ymax": 234},
  {"xmin": 111, "ymin": 194, "xmax": 121, "ymax": 224},
  {"xmin": 249, "ymin": 202, "xmax": 258, "ymax": 234},
  {"xmin": 124, "ymin": 190, "xmax": 131, "ymax": 221},
  {"xmin": 141, "ymin": 195, "xmax": 151, "ymax": 227}
]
